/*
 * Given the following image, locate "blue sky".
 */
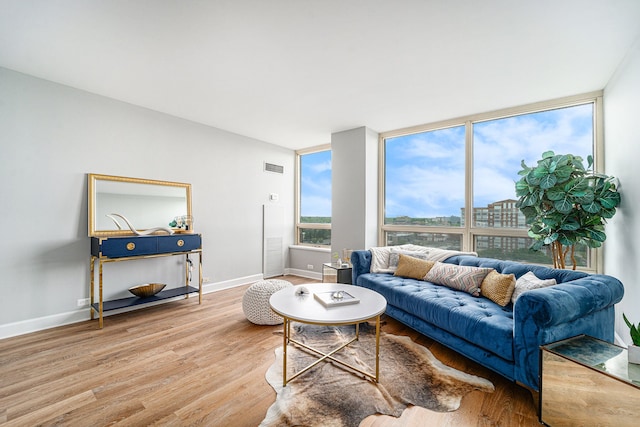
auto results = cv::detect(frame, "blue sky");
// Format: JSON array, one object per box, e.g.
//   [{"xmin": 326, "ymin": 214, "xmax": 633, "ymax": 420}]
[
  {"xmin": 386, "ymin": 103, "xmax": 593, "ymax": 218},
  {"xmin": 301, "ymin": 103, "xmax": 594, "ymax": 219},
  {"xmin": 300, "ymin": 150, "xmax": 332, "ymax": 217}
]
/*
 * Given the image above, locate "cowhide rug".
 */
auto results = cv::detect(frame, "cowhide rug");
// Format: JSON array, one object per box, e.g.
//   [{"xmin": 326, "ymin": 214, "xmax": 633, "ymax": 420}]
[{"xmin": 260, "ymin": 323, "xmax": 494, "ymax": 427}]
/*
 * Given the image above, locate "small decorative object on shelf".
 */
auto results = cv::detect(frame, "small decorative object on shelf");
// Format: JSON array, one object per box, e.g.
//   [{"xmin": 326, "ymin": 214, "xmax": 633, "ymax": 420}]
[
  {"xmin": 342, "ymin": 249, "xmax": 353, "ymax": 265},
  {"xmin": 170, "ymin": 215, "xmax": 194, "ymax": 231},
  {"xmin": 129, "ymin": 283, "xmax": 166, "ymax": 298},
  {"xmin": 623, "ymin": 313, "xmax": 640, "ymax": 364},
  {"xmin": 314, "ymin": 290, "xmax": 360, "ymax": 307}
]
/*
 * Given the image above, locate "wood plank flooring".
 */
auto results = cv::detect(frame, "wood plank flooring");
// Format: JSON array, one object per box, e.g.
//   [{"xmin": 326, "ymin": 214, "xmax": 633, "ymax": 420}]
[{"xmin": 0, "ymin": 276, "xmax": 539, "ymax": 426}]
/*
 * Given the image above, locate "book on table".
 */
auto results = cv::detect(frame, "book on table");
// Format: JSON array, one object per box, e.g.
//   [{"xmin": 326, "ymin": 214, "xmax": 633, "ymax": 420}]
[{"xmin": 314, "ymin": 290, "xmax": 360, "ymax": 307}]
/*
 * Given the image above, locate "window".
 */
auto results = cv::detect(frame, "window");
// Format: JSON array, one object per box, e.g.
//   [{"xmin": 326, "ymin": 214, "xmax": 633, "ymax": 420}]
[
  {"xmin": 384, "ymin": 125, "xmax": 465, "ymax": 250},
  {"xmin": 381, "ymin": 93, "xmax": 601, "ymax": 270},
  {"xmin": 296, "ymin": 146, "xmax": 331, "ymax": 246}
]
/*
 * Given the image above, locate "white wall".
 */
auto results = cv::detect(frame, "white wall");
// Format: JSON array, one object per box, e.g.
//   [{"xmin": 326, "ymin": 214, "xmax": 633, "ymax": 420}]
[
  {"xmin": 603, "ymin": 38, "xmax": 640, "ymax": 343},
  {"xmin": 0, "ymin": 67, "xmax": 294, "ymax": 337}
]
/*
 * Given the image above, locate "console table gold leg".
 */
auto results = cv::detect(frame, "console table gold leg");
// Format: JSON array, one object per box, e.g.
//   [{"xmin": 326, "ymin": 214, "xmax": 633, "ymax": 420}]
[
  {"xmin": 184, "ymin": 255, "xmax": 190, "ymax": 299},
  {"xmin": 89, "ymin": 257, "xmax": 95, "ymax": 320},
  {"xmin": 198, "ymin": 253, "xmax": 203, "ymax": 304},
  {"xmin": 98, "ymin": 260, "xmax": 104, "ymax": 329}
]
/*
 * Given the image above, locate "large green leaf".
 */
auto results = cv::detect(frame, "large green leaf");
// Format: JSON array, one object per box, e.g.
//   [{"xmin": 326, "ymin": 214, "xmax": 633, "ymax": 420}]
[
  {"xmin": 546, "ymin": 188, "xmax": 565, "ymax": 201},
  {"xmin": 539, "ymin": 174, "xmax": 557, "ymax": 189},
  {"xmin": 560, "ymin": 219, "xmax": 580, "ymax": 231},
  {"xmin": 515, "ymin": 179, "xmax": 531, "ymax": 196},
  {"xmin": 589, "ymin": 229, "xmax": 607, "ymax": 242},
  {"xmin": 554, "ymin": 198, "xmax": 574, "ymax": 214},
  {"xmin": 554, "ymin": 165, "xmax": 573, "ymax": 182},
  {"xmin": 582, "ymin": 201, "xmax": 602, "ymax": 214},
  {"xmin": 600, "ymin": 207, "xmax": 617, "ymax": 219},
  {"xmin": 541, "ymin": 150, "xmax": 555, "ymax": 159},
  {"xmin": 564, "ymin": 178, "xmax": 588, "ymax": 193},
  {"xmin": 574, "ymin": 190, "xmax": 595, "ymax": 205},
  {"xmin": 526, "ymin": 171, "xmax": 541, "ymax": 186},
  {"xmin": 600, "ymin": 191, "xmax": 621, "ymax": 209},
  {"xmin": 520, "ymin": 193, "xmax": 538, "ymax": 207}
]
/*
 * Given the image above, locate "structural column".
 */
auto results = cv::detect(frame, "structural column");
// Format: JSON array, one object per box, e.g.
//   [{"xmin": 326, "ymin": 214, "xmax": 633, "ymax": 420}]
[{"xmin": 331, "ymin": 126, "xmax": 379, "ymax": 256}]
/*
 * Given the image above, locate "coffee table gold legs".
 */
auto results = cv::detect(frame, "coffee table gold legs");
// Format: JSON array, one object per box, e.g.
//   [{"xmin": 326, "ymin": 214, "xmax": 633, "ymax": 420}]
[{"xmin": 281, "ymin": 315, "xmax": 381, "ymax": 386}]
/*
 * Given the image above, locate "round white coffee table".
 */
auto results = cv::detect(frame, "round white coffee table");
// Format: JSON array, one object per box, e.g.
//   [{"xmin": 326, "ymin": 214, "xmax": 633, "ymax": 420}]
[{"xmin": 269, "ymin": 283, "xmax": 387, "ymax": 386}]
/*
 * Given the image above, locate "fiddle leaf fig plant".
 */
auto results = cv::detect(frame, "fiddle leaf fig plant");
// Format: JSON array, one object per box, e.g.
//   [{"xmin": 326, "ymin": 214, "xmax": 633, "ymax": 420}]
[
  {"xmin": 623, "ymin": 313, "xmax": 640, "ymax": 347},
  {"xmin": 515, "ymin": 151, "xmax": 621, "ymax": 269}
]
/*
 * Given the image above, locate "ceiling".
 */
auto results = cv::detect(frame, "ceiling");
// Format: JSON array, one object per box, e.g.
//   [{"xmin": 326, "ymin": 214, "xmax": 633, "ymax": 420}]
[{"xmin": 2, "ymin": 1, "xmax": 640, "ymax": 150}]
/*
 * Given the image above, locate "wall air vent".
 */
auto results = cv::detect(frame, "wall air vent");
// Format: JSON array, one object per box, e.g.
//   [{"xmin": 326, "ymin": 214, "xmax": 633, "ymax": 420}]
[{"xmin": 264, "ymin": 162, "xmax": 284, "ymax": 174}]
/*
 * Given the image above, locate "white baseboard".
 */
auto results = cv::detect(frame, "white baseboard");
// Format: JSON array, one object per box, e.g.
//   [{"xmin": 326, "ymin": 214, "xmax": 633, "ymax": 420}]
[
  {"xmin": 202, "ymin": 274, "xmax": 263, "ymax": 293},
  {"xmin": 0, "ymin": 309, "xmax": 90, "ymax": 340},
  {"xmin": 285, "ymin": 268, "xmax": 322, "ymax": 281},
  {"xmin": 0, "ymin": 274, "xmax": 266, "ymax": 341}
]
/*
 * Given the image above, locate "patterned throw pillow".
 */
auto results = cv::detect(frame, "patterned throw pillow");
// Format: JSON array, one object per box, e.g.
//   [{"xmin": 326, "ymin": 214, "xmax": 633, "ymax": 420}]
[
  {"xmin": 424, "ymin": 262, "xmax": 493, "ymax": 296},
  {"xmin": 394, "ymin": 254, "xmax": 435, "ymax": 280},
  {"xmin": 511, "ymin": 271, "xmax": 557, "ymax": 304},
  {"xmin": 480, "ymin": 270, "xmax": 516, "ymax": 306}
]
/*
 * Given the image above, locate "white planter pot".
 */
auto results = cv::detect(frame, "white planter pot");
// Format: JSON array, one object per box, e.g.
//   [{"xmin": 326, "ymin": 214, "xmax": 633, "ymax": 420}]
[{"xmin": 628, "ymin": 344, "xmax": 640, "ymax": 364}]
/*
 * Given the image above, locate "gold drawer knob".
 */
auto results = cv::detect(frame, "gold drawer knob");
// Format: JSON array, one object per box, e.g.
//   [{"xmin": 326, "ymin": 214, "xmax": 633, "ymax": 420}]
[
  {"xmin": 177, "ymin": 239, "xmax": 185, "ymax": 247},
  {"xmin": 126, "ymin": 242, "xmax": 136, "ymax": 251}
]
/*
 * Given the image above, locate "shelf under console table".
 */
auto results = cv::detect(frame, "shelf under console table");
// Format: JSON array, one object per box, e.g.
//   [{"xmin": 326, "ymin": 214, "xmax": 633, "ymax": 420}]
[{"xmin": 90, "ymin": 234, "xmax": 203, "ymax": 328}]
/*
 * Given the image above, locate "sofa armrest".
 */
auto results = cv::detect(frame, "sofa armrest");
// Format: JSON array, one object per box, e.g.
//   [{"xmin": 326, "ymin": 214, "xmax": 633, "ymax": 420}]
[
  {"xmin": 513, "ymin": 274, "xmax": 624, "ymax": 389},
  {"xmin": 515, "ymin": 275, "xmax": 623, "ymax": 327},
  {"xmin": 351, "ymin": 250, "xmax": 371, "ymax": 285}
]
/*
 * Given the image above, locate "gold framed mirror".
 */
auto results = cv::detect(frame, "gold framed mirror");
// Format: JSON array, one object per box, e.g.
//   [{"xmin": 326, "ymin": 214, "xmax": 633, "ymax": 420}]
[{"xmin": 88, "ymin": 173, "xmax": 192, "ymax": 237}]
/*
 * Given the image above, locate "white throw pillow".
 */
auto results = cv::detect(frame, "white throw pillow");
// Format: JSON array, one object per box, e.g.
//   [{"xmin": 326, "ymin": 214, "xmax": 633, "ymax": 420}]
[
  {"xmin": 388, "ymin": 249, "xmax": 430, "ymax": 272},
  {"xmin": 370, "ymin": 246, "xmax": 394, "ymax": 273},
  {"xmin": 511, "ymin": 271, "xmax": 557, "ymax": 304},
  {"xmin": 369, "ymin": 244, "xmax": 430, "ymax": 273}
]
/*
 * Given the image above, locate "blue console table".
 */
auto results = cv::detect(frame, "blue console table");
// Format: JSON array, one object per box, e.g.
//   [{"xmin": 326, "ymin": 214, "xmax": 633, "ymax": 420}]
[{"xmin": 90, "ymin": 234, "xmax": 203, "ymax": 328}]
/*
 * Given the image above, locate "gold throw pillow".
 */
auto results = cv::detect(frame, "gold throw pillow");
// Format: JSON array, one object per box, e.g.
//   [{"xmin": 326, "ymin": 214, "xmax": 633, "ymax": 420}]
[
  {"xmin": 394, "ymin": 254, "xmax": 435, "ymax": 280},
  {"xmin": 480, "ymin": 270, "xmax": 516, "ymax": 306}
]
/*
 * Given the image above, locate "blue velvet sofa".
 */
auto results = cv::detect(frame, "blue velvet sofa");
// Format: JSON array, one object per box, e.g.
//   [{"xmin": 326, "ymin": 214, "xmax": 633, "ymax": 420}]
[{"xmin": 351, "ymin": 250, "xmax": 624, "ymax": 391}]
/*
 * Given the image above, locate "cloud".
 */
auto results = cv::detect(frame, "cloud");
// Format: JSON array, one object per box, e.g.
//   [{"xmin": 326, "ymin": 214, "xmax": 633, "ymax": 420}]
[{"xmin": 385, "ymin": 103, "xmax": 593, "ymax": 216}]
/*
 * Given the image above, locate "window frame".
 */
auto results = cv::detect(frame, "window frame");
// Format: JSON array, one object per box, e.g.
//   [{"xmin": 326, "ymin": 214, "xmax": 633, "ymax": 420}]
[
  {"xmin": 295, "ymin": 144, "xmax": 332, "ymax": 247},
  {"xmin": 379, "ymin": 91, "xmax": 604, "ymax": 272}
]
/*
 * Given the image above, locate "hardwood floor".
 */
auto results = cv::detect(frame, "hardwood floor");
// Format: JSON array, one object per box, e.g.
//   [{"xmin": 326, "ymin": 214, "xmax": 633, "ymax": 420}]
[{"xmin": 0, "ymin": 276, "xmax": 539, "ymax": 426}]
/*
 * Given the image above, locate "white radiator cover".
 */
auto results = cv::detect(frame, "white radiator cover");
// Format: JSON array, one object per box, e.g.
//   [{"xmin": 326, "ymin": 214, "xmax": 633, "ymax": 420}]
[{"xmin": 263, "ymin": 204, "xmax": 284, "ymax": 278}]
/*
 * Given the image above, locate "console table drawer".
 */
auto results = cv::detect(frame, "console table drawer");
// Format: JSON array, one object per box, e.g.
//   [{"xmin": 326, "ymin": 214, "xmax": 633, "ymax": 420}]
[
  {"xmin": 158, "ymin": 234, "xmax": 201, "ymax": 253},
  {"xmin": 91, "ymin": 234, "xmax": 202, "ymax": 258},
  {"xmin": 97, "ymin": 236, "xmax": 158, "ymax": 257}
]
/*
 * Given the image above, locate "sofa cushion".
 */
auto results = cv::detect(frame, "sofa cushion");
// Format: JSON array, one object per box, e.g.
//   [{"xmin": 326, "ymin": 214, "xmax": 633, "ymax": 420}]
[
  {"xmin": 424, "ymin": 262, "xmax": 493, "ymax": 296},
  {"xmin": 511, "ymin": 271, "xmax": 556, "ymax": 304},
  {"xmin": 481, "ymin": 270, "xmax": 516, "ymax": 307},
  {"xmin": 356, "ymin": 273, "xmax": 515, "ymax": 361},
  {"xmin": 393, "ymin": 254, "xmax": 435, "ymax": 280}
]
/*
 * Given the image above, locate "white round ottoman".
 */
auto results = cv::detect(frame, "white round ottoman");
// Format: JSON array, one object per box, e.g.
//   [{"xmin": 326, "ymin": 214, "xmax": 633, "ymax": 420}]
[{"xmin": 242, "ymin": 279, "xmax": 293, "ymax": 325}]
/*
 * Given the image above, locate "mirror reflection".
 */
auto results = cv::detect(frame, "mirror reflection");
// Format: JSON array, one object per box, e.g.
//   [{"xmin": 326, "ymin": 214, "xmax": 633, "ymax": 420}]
[{"xmin": 88, "ymin": 174, "xmax": 192, "ymax": 237}]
